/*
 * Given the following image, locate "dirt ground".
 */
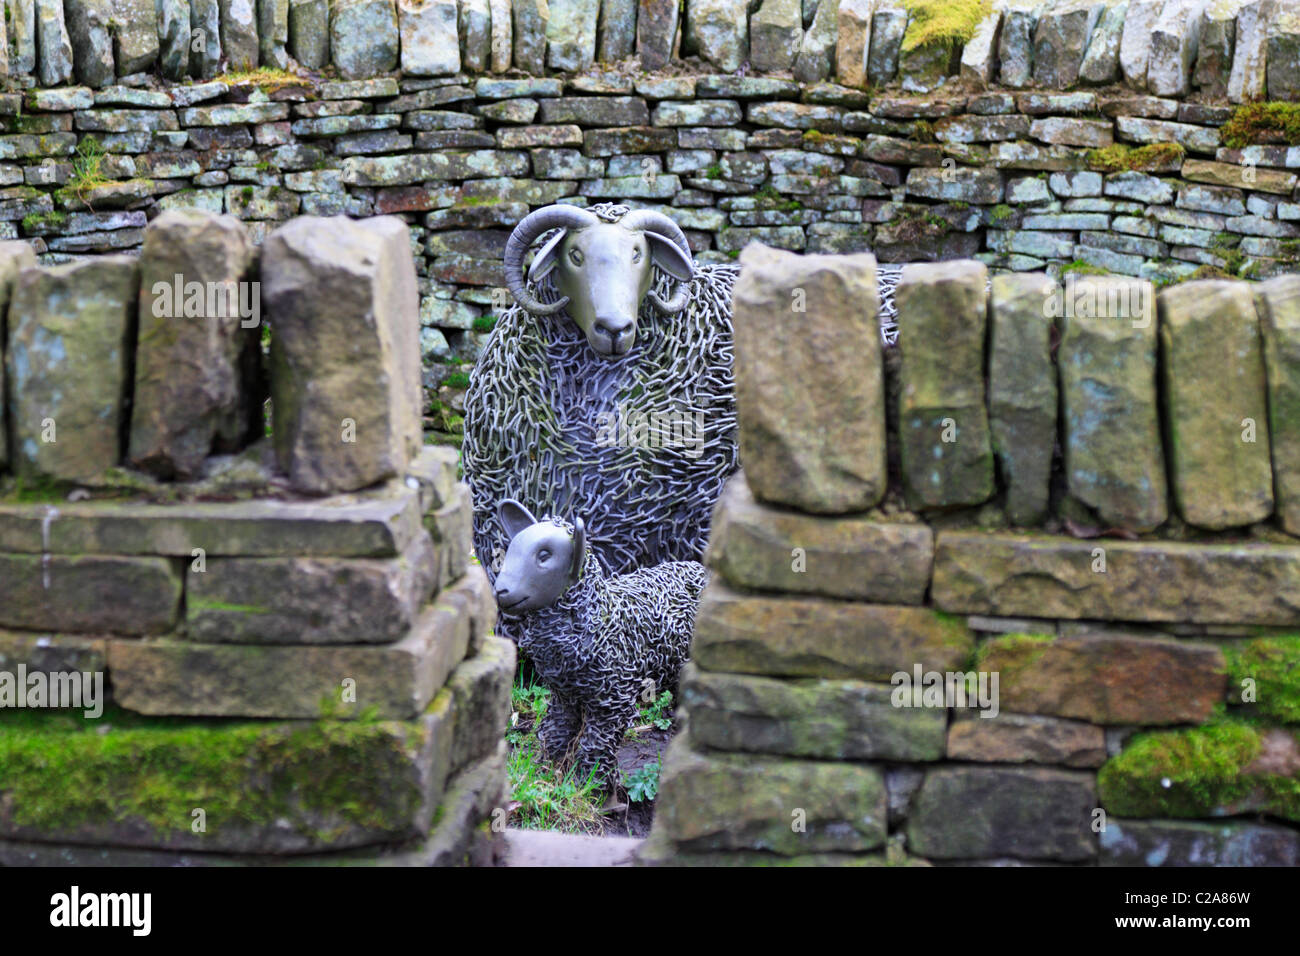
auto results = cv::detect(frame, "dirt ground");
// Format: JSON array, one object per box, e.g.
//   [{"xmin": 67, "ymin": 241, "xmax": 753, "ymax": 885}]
[{"xmin": 600, "ymin": 725, "xmax": 674, "ymax": 838}]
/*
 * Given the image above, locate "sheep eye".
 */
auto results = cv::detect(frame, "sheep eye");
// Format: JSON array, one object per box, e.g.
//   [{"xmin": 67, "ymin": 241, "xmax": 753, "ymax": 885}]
[
  {"xmin": 631, "ymin": 247, "xmax": 642, "ymax": 263},
  {"xmin": 568, "ymin": 249, "xmax": 583, "ymax": 266},
  {"xmin": 537, "ymin": 549, "xmax": 551, "ymax": 563}
]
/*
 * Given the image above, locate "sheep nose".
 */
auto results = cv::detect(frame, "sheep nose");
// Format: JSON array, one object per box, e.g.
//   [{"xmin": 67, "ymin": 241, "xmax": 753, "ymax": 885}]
[
  {"xmin": 594, "ymin": 313, "xmax": 632, "ymax": 337},
  {"xmin": 495, "ymin": 587, "xmax": 511, "ymax": 601}
]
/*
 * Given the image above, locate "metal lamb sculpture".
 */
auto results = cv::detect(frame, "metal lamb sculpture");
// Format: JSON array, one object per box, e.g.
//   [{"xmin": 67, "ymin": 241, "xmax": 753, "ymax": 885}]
[
  {"xmin": 461, "ymin": 203, "xmax": 739, "ymax": 606},
  {"xmin": 492, "ymin": 498, "xmax": 707, "ymax": 783}
]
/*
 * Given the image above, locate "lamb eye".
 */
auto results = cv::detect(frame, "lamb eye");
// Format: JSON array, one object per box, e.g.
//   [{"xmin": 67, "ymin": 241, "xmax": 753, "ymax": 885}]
[
  {"xmin": 537, "ymin": 549, "xmax": 551, "ymax": 563},
  {"xmin": 632, "ymin": 247, "xmax": 642, "ymax": 263},
  {"xmin": 568, "ymin": 249, "xmax": 583, "ymax": 266}
]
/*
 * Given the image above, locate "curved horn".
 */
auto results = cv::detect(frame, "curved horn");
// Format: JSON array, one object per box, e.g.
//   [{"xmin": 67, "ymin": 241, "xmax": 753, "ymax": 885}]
[
  {"xmin": 648, "ymin": 285, "xmax": 691, "ymax": 314},
  {"xmin": 503, "ymin": 205, "xmax": 600, "ymax": 315},
  {"xmin": 619, "ymin": 209, "xmax": 692, "ymax": 255},
  {"xmin": 622, "ymin": 209, "xmax": 694, "ymax": 315}
]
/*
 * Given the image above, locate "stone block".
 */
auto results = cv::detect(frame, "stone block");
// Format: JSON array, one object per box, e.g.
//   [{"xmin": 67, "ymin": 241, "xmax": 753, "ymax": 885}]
[
  {"xmin": 261, "ymin": 216, "xmax": 422, "ymax": 494},
  {"xmin": 896, "ymin": 260, "xmax": 994, "ymax": 510},
  {"xmin": 733, "ymin": 243, "xmax": 885, "ymax": 513}
]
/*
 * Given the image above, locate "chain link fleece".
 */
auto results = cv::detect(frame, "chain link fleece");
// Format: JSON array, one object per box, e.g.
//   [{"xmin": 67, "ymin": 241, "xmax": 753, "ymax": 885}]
[
  {"xmin": 462, "ymin": 206, "xmax": 740, "ymax": 622},
  {"xmin": 508, "ymin": 521, "xmax": 709, "ymax": 784}
]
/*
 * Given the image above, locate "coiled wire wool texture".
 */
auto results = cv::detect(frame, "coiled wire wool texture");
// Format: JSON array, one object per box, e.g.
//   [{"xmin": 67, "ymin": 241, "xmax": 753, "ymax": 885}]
[
  {"xmin": 462, "ymin": 210, "xmax": 741, "ymax": 624},
  {"xmin": 514, "ymin": 527, "xmax": 708, "ymax": 781}
]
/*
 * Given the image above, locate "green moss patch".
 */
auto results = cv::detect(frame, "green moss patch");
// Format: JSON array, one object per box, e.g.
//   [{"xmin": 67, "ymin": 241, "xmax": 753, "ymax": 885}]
[
  {"xmin": 1086, "ymin": 142, "xmax": 1185, "ymax": 173},
  {"xmin": 0, "ymin": 705, "xmax": 427, "ymax": 844},
  {"xmin": 1225, "ymin": 636, "xmax": 1300, "ymax": 724},
  {"xmin": 1221, "ymin": 101, "xmax": 1300, "ymax": 149},
  {"xmin": 900, "ymin": 0, "xmax": 992, "ymax": 52},
  {"xmin": 976, "ymin": 630, "xmax": 1055, "ymax": 682},
  {"xmin": 1061, "ymin": 259, "xmax": 1111, "ymax": 277},
  {"xmin": 1098, "ymin": 722, "xmax": 1300, "ymax": 822}
]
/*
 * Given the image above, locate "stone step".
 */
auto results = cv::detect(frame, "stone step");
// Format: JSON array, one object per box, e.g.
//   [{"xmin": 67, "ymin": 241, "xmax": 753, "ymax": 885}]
[{"xmin": 502, "ymin": 829, "xmax": 642, "ymax": 867}]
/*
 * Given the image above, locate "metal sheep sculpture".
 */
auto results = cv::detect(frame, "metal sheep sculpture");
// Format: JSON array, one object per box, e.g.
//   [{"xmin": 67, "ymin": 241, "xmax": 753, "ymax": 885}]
[
  {"xmin": 461, "ymin": 203, "xmax": 740, "ymax": 621},
  {"xmin": 492, "ymin": 498, "xmax": 707, "ymax": 784}
]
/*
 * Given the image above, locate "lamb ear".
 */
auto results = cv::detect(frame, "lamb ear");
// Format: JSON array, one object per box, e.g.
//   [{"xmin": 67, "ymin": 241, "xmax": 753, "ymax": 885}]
[
  {"xmin": 645, "ymin": 232, "xmax": 695, "ymax": 282},
  {"xmin": 527, "ymin": 230, "xmax": 566, "ymax": 284},
  {"xmin": 497, "ymin": 499, "xmax": 537, "ymax": 539},
  {"xmin": 569, "ymin": 517, "xmax": 586, "ymax": 582}
]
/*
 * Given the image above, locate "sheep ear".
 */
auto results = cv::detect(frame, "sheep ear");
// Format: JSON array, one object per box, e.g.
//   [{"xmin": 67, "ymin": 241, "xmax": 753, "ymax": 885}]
[
  {"xmin": 527, "ymin": 230, "xmax": 566, "ymax": 284},
  {"xmin": 497, "ymin": 499, "xmax": 537, "ymax": 539},
  {"xmin": 646, "ymin": 233, "xmax": 695, "ymax": 282},
  {"xmin": 569, "ymin": 517, "xmax": 586, "ymax": 582}
]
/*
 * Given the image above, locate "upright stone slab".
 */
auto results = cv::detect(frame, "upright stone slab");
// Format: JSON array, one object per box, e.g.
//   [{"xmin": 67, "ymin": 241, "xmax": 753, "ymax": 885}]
[
  {"xmin": 257, "ymin": 0, "xmax": 289, "ymax": 68},
  {"xmin": 998, "ymin": 0, "xmax": 1042, "ymax": 87},
  {"xmin": 488, "ymin": 0, "xmax": 512, "ymax": 70},
  {"xmin": 110, "ymin": 0, "xmax": 159, "ymax": 73},
  {"xmin": 0, "ymin": 241, "xmax": 36, "ymax": 474},
  {"xmin": 332, "ymin": 0, "xmax": 399, "ymax": 76},
  {"xmin": 897, "ymin": 32, "xmax": 952, "ymax": 94},
  {"xmin": 1118, "ymin": 0, "xmax": 1163, "ymax": 89},
  {"xmin": 1257, "ymin": 276, "xmax": 1300, "ymax": 536},
  {"xmin": 635, "ymin": 0, "xmax": 675, "ymax": 69},
  {"xmin": 545, "ymin": 0, "xmax": 597, "ymax": 70},
  {"xmin": 461, "ymin": 0, "xmax": 492, "ymax": 71},
  {"xmin": 1147, "ymin": 0, "xmax": 1206, "ymax": 96},
  {"xmin": 684, "ymin": 0, "xmax": 747, "ymax": 72},
  {"xmin": 158, "ymin": 0, "xmax": 191, "ymax": 78},
  {"xmin": 733, "ymin": 243, "xmax": 885, "ymax": 513},
  {"xmin": 1158, "ymin": 280, "xmax": 1272, "ymax": 530},
  {"xmin": 835, "ymin": 0, "xmax": 873, "ymax": 87},
  {"xmin": 959, "ymin": 4, "xmax": 1003, "ymax": 85},
  {"xmin": 750, "ymin": 0, "xmax": 802, "ymax": 72},
  {"xmin": 34, "ymin": 0, "xmax": 74, "ymax": 85},
  {"xmin": 1227, "ymin": 0, "xmax": 1270, "ymax": 103},
  {"xmin": 1032, "ymin": 0, "xmax": 1103, "ymax": 89},
  {"xmin": 287, "ymin": 0, "xmax": 326, "ymax": 68},
  {"xmin": 128, "ymin": 210, "xmax": 259, "ymax": 480},
  {"xmin": 399, "ymin": 0, "xmax": 460, "ymax": 74},
  {"xmin": 9, "ymin": 0, "xmax": 36, "ymax": 74},
  {"xmin": 1078, "ymin": 0, "xmax": 1126, "ymax": 84},
  {"xmin": 596, "ymin": 0, "xmax": 634, "ymax": 60},
  {"xmin": 896, "ymin": 260, "xmax": 995, "ymax": 511},
  {"xmin": 512, "ymin": 0, "xmax": 548, "ymax": 72},
  {"xmin": 190, "ymin": 0, "xmax": 223, "ymax": 76},
  {"xmin": 1266, "ymin": 6, "xmax": 1300, "ymax": 101},
  {"xmin": 1193, "ymin": 0, "xmax": 1242, "ymax": 94},
  {"xmin": 1058, "ymin": 275, "xmax": 1166, "ymax": 532},
  {"xmin": 989, "ymin": 273, "xmax": 1057, "ymax": 526},
  {"xmin": 262, "ymin": 216, "xmax": 422, "ymax": 495},
  {"xmin": 64, "ymin": 0, "xmax": 116, "ymax": 87},
  {"xmin": 6, "ymin": 257, "xmax": 137, "ymax": 482},
  {"xmin": 219, "ymin": 0, "xmax": 258, "ymax": 70},
  {"xmin": 864, "ymin": 3, "xmax": 905, "ymax": 85},
  {"xmin": 793, "ymin": 0, "xmax": 839, "ymax": 83}
]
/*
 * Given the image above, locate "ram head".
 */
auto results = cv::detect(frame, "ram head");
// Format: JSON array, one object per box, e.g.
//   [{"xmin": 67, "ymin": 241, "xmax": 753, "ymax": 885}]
[{"xmin": 503, "ymin": 204, "xmax": 696, "ymax": 357}]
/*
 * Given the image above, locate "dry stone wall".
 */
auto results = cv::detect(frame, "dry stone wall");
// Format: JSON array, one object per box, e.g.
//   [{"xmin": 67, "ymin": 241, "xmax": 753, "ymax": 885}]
[
  {"xmin": 0, "ymin": 213, "xmax": 511, "ymax": 866},
  {"xmin": 641, "ymin": 248, "xmax": 1300, "ymax": 867},
  {"xmin": 0, "ymin": 0, "xmax": 1292, "ymax": 436}
]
